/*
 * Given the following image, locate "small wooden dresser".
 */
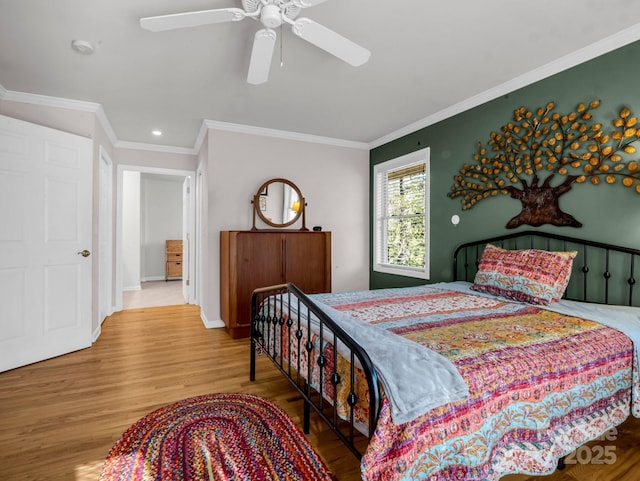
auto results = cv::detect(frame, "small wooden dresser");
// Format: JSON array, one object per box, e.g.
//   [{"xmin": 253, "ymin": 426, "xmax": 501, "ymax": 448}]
[{"xmin": 165, "ymin": 240, "xmax": 183, "ymax": 281}]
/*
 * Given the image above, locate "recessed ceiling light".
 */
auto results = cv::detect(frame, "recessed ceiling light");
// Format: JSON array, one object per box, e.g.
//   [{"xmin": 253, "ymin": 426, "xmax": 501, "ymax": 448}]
[
  {"xmin": 71, "ymin": 39, "xmax": 95, "ymax": 55},
  {"xmin": 152, "ymin": 130, "xmax": 163, "ymax": 136}
]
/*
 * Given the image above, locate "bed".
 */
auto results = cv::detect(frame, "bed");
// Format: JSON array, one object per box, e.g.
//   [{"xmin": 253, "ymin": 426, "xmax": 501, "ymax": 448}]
[{"xmin": 249, "ymin": 230, "xmax": 640, "ymax": 480}]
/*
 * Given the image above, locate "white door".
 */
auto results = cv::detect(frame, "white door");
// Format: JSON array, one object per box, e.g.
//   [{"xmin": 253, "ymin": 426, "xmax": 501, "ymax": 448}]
[{"xmin": 0, "ymin": 115, "xmax": 93, "ymax": 373}]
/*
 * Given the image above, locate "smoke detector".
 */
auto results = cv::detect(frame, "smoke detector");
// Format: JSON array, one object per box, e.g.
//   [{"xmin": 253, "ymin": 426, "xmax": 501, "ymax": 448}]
[{"xmin": 71, "ymin": 39, "xmax": 95, "ymax": 55}]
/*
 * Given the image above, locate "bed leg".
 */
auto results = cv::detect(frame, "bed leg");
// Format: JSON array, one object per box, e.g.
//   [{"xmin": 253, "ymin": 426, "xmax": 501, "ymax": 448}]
[
  {"xmin": 557, "ymin": 456, "xmax": 566, "ymax": 471},
  {"xmin": 249, "ymin": 336, "xmax": 256, "ymax": 382},
  {"xmin": 303, "ymin": 399, "xmax": 310, "ymax": 434}
]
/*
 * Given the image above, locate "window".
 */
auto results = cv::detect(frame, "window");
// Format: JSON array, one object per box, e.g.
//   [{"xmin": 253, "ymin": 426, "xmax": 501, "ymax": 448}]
[{"xmin": 374, "ymin": 147, "xmax": 430, "ymax": 279}]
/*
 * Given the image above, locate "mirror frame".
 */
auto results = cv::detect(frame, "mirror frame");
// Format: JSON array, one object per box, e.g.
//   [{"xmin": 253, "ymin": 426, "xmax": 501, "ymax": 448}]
[{"xmin": 251, "ymin": 178, "xmax": 308, "ymax": 230}]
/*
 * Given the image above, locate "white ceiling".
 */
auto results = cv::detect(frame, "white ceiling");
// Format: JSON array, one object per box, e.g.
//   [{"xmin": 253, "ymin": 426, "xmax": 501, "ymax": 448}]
[{"xmin": 2, "ymin": 0, "xmax": 640, "ymax": 150}]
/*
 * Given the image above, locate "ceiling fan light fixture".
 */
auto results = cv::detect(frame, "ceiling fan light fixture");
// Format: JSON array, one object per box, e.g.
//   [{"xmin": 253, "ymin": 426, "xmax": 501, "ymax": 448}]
[{"xmin": 260, "ymin": 4, "xmax": 282, "ymax": 28}]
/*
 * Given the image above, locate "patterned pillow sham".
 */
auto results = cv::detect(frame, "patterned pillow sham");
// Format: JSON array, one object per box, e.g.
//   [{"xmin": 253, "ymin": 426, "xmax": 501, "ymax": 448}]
[{"xmin": 471, "ymin": 243, "xmax": 577, "ymax": 305}]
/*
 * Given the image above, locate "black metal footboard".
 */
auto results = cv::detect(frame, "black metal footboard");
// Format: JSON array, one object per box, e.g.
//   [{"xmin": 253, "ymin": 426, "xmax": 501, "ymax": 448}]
[{"xmin": 250, "ymin": 283, "xmax": 380, "ymax": 459}]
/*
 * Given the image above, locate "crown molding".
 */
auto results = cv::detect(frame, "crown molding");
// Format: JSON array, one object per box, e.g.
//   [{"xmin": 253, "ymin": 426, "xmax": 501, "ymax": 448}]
[
  {"xmin": 193, "ymin": 120, "xmax": 209, "ymax": 154},
  {"xmin": 115, "ymin": 140, "xmax": 196, "ymax": 155},
  {"xmin": 370, "ymin": 22, "xmax": 640, "ymax": 149},
  {"xmin": 1, "ymin": 88, "xmax": 102, "ymax": 113},
  {"xmin": 95, "ymin": 105, "xmax": 118, "ymax": 146},
  {"xmin": 0, "ymin": 85, "xmax": 365, "ymax": 153},
  {"xmin": 0, "ymin": 87, "xmax": 194, "ymax": 154},
  {"xmin": 203, "ymin": 119, "xmax": 370, "ymax": 150},
  {"xmin": 0, "ymin": 86, "xmax": 120, "ymax": 147}
]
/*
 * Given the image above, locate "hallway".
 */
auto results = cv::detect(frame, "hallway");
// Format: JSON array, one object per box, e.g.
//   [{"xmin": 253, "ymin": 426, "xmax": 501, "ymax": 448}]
[{"xmin": 122, "ymin": 280, "xmax": 185, "ymax": 309}]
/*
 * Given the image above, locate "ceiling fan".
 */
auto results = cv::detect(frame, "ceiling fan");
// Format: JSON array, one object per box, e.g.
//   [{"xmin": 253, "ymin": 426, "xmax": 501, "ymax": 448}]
[{"xmin": 139, "ymin": 0, "xmax": 371, "ymax": 85}]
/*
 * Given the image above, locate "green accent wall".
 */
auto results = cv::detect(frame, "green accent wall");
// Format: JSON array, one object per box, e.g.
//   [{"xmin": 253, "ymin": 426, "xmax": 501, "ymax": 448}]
[{"xmin": 370, "ymin": 40, "xmax": 640, "ymax": 289}]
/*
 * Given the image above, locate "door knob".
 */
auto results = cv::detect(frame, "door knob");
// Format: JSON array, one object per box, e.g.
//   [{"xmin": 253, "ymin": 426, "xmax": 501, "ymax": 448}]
[{"xmin": 77, "ymin": 249, "xmax": 91, "ymax": 257}]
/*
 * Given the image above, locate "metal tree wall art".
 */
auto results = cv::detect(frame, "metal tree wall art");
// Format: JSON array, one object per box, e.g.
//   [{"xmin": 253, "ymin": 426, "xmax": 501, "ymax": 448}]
[{"xmin": 448, "ymin": 100, "xmax": 640, "ymax": 228}]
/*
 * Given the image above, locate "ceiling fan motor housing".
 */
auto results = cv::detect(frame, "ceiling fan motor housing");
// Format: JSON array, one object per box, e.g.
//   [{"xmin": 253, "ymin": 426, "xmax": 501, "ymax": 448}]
[{"xmin": 260, "ymin": 4, "xmax": 282, "ymax": 28}]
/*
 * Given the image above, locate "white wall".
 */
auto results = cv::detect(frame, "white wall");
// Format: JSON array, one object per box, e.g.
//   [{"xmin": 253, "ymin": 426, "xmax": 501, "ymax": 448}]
[
  {"xmin": 141, "ymin": 174, "xmax": 183, "ymax": 280},
  {"xmin": 122, "ymin": 171, "xmax": 141, "ymax": 291},
  {"xmin": 202, "ymin": 129, "xmax": 370, "ymax": 325}
]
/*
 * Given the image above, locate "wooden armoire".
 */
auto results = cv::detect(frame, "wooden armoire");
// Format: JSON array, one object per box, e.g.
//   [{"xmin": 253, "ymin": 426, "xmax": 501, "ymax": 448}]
[{"xmin": 220, "ymin": 230, "xmax": 331, "ymax": 339}]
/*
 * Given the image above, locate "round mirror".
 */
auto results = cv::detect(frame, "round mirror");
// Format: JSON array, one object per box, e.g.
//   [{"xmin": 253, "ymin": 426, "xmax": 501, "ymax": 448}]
[{"xmin": 252, "ymin": 178, "xmax": 307, "ymax": 230}]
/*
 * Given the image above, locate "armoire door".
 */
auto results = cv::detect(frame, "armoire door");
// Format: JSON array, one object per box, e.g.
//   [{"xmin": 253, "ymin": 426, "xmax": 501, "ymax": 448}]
[
  {"xmin": 284, "ymin": 232, "xmax": 331, "ymax": 294},
  {"xmin": 234, "ymin": 232, "xmax": 283, "ymax": 327}
]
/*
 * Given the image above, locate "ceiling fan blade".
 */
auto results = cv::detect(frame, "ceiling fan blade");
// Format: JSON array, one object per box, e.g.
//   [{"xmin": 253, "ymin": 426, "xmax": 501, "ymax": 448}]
[
  {"xmin": 247, "ymin": 29, "xmax": 277, "ymax": 85},
  {"xmin": 140, "ymin": 8, "xmax": 246, "ymax": 32},
  {"xmin": 291, "ymin": 18, "xmax": 370, "ymax": 67},
  {"xmin": 291, "ymin": 0, "xmax": 330, "ymax": 7}
]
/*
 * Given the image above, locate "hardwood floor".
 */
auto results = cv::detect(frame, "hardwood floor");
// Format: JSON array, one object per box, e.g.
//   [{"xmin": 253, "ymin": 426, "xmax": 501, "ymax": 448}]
[{"xmin": 0, "ymin": 305, "xmax": 638, "ymax": 481}]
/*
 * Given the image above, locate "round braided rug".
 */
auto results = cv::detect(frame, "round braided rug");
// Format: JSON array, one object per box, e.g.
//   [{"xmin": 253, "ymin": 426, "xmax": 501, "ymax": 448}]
[{"xmin": 99, "ymin": 392, "xmax": 336, "ymax": 481}]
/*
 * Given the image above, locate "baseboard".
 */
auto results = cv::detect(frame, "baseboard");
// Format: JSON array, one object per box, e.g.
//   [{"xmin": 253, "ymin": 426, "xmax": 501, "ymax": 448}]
[
  {"xmin": 92, "ymin": 325, "xmax": 102, "ymax": 343},
  {"xmin": 123, "ymin": 285, "xmax": 141, "ymax": 292},
  {"xmin": 200, "ymin": 310, "xmax": 225, "ymax": 329},
  {"xmin": 142, "ymin": 276, "xmax": 166, "ymax": 282},
  {"xmin": 92, "ymin": 307, "xmax": 116, "ymax": 343}
]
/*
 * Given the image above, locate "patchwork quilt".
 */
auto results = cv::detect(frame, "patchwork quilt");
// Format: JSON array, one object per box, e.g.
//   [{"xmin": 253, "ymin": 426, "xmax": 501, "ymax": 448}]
[{"xmin": 309, "ymin": 285, "xmax": 638, "ymax": 481}]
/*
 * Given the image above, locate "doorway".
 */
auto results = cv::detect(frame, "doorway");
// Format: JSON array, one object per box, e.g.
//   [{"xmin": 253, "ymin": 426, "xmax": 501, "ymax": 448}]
[{"xmin": 115, "ymin": 165, "xmax": 196, "ymax": 311}]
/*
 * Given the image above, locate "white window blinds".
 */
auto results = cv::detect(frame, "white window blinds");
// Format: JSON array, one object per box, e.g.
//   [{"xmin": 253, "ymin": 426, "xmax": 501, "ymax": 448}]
[{"xmin": 374, "ymin": 148, "xmax": 430, "ymax": 279}]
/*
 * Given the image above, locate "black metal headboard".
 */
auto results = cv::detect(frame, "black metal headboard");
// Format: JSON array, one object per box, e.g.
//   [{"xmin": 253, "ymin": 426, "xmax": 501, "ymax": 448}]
[{"xmin": 453, "ymin": 230, "xmax": 640, "ymax": 307}]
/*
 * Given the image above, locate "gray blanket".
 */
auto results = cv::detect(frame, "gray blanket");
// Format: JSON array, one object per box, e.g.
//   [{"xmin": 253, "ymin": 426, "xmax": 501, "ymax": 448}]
[{"xmin": 315, "ymin": 302, "xmax": 469, "ymax": 425}]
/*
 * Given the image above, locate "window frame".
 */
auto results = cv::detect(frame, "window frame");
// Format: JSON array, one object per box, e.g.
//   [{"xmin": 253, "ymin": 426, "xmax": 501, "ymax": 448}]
[{"xmin": 373, "ymin": 147, "xmax": 430, "ymax": 280}]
